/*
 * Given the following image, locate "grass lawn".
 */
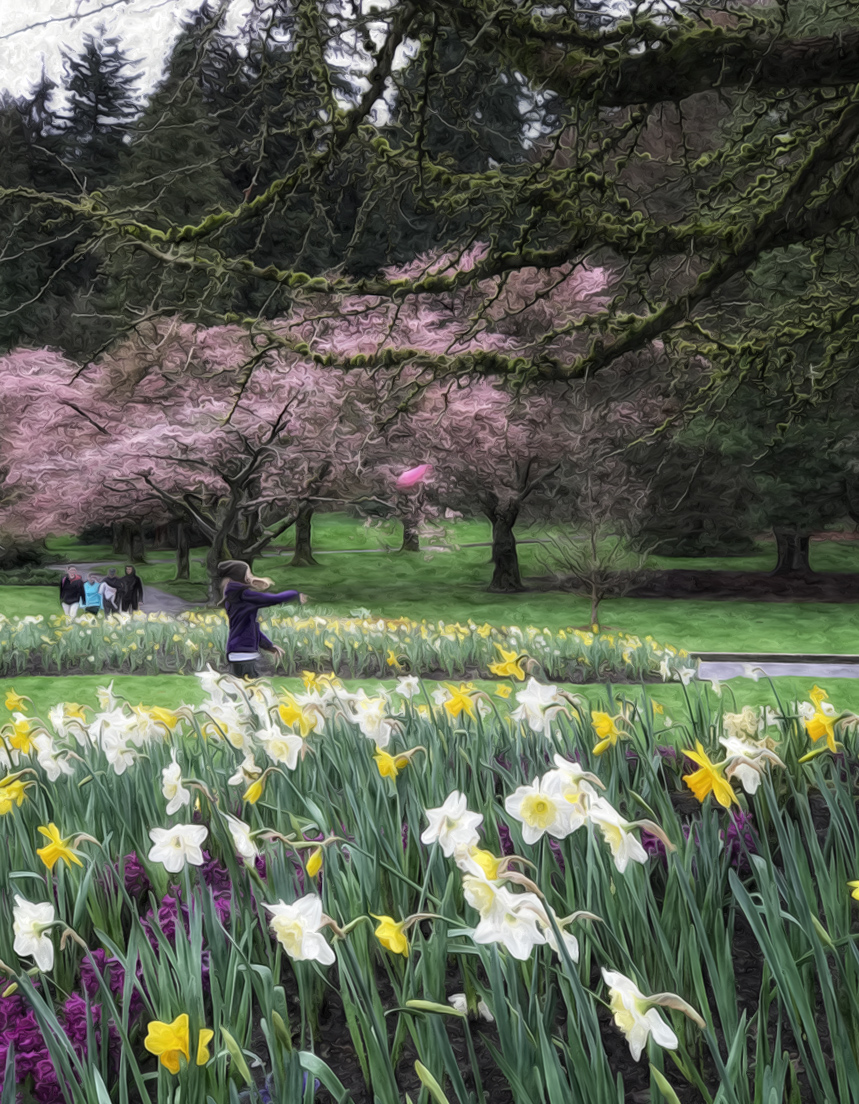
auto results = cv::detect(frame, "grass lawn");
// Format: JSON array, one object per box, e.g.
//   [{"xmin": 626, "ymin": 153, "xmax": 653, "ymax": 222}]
[
  {"xmin": 17, "ymin": 517, "xmax": 859, "ymax": 655},
  {"xmin": 3, "ymin": 673, "xmax": 858, "ymax": 730}
]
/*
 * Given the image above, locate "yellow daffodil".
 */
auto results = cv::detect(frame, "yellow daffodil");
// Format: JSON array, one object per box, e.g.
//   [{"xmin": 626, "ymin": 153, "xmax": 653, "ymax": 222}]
[
  {"xmin": 495, "ymin": 684, "xmax": 512, "ymax": 699},
  {"xmin": 591, "ymin": 712, "xmax": 623, "ymax": 756},
  {"xmin": 651, "ymin": 701, "xmax": 665, "ymax": 715},
  {"xmin": 243, "ymin": 779, "xmax": 265, "ymax": 805},
  {"xmin": 306, "ymin": 848, "xmax": 323, "ymax": 877},
  {"xmin": 300, "ymin": 671, "xmax": 320, "ymax": 689},
  {"xmin": 36, "ymin": 824, "xmax": 83, "ymax": 871},
  {"xmin": 443, "ymin": 684, "xmax": 477, "ymax": 720},
  {"xmin": 0, "ymin": 775, "xmax": 32, "ymax": 815},
  {"xmin": 476, "ymin": 623, "xmax": 492, "ymax": 638},
  {"xmin": 64, "ymin": 703, "xmax": 87, "ymax": 721},
  {"xmin": 278, "ymin": 695, "xmax": 317, "ymax": 738},
  {"xmin": 682, "ymin": 742, "xmax": 737, "ymax": 808},
  {"xmin": 372, "ymin": 915, "xmax": 410, "ymax": 957},
  {"xmin": 386, "ymin": 650, "xmax": 404, "ymax": 670},
  {"xmin": 848, "ymin": 880, "xmax": 859, "ymax": 903},
  {"xmin": 144, "ymin": 1014, "xmax": 213, "ymax": 1074},
  {"xmin": 373, "ymin": 745, "xmax": 425, "ymax": 780},
  {"xmin": 804, "ymin": 689, "xmax": 838, "ymax": 753},
  {"xmin": 9, "ymin": 716, "xmax": 35, "ymax": 756},
  {"xmin": 488, "ymin": 645, "xmax": 526, "ymax": 681},
  {"xmin": 4, "ymin": 689, "xmax": 27, "ymax": 712},
  {"xmin": 463, "ymin": 847, "xmax": 501, "ymax": 880}
]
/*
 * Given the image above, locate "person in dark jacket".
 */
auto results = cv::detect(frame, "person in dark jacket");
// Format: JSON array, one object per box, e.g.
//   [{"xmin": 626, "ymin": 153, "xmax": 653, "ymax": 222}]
[
  {"xmin": 59, "ymin": 567, "xmax": 86, "ymax": 619},
  {"xmin": 115, "ymin": 565, "xmax": 144, "ymax": 612},
  {"xmin": 218, "ymin": 559, "xmax": 307, "ymax": 678}
]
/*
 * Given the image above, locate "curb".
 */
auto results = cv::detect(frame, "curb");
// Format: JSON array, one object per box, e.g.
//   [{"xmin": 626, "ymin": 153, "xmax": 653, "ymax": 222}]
[{"xmin": 692, "ymin": 652, "xmax": 859, "ymax": 665}]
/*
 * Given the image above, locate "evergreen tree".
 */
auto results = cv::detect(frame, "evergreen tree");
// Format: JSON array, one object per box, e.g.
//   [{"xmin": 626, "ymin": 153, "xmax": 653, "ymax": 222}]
[{"xmin": 60, "ymin": 31, "xmax": 141, "ymax": 184}]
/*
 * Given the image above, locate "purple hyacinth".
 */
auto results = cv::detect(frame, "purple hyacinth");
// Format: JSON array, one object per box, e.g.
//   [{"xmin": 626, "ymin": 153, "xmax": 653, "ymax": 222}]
[
  {"xmin": 120, "ymin": 852, "xmax": 151, "ymax": 899},
  {"xmin": 497, "ymin": 822, "xmax": 515, "ymax": 856},
  {"xmin": 721, "ymin": 810, "xmax": 759, "ymax": 872}
]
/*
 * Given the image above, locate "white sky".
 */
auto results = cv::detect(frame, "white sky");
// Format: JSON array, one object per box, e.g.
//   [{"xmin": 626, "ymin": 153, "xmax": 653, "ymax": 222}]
[{"xmin": 0, "ymin": 0, "xmax": 254, "ymax": 99}]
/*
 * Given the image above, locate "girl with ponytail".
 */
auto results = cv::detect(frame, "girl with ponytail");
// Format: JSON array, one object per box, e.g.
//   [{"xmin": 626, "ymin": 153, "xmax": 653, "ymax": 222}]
[{"xmin": 218, "ymin": 559, "xmax": 307, "ymax": 679}]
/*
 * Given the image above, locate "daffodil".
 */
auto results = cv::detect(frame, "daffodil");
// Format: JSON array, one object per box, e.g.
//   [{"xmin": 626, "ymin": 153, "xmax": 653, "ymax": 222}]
[
  {"xmin": 306, "ymin": 847, "xmax": 323, "ymax": 877},
  {"xmin": 4, "ymin": 689, "xmax": 27, "ymax": 712},
  {"xmin": 8, "ymin": 714, "xmax": 35, "ymax": 755},
  {"xmin": 602, "ymin": 969, "xmax": 704, "ymax": 1062},
  {"xmin": 0, "ymin": 774, "xmax": 33, "ymax": 815},
  {"xmin": 488, "ymin": 645, "xmax": 526, "ymax": 681},
  {"xmin": 36, "ymin": 824, "xmax": 84, "ymax": 871},
  {"xmin": 421, "ymin": 791, "xmax": 483, "ymax": 856},
  {"xmin": 591, "ymin": 711, "xmax": 624, "ymax": 756},
  {"xmin": 144, "ymin": 1014, "xmax": 213, "ymax": 1074},
  {"xmin": 682, "ymin": 742, "xmax": 737, "ymax": 808},
  {"xmin": 12, "ymin": 895, "xmax": 55, "ymax": 972},
  {"xmin": 505, "ymin": 778, "xmax": 576, "ymax": 843},
  {"xmin": 243, "ymin": 778, "xmax": 265, "ymax": 804},
  {"xmin": 372, "ymin": 914, "xmax": 410, "ymax": 957},
  {"xmin": 277, "ymin": 695, "xmax": 321, "ymax": 738},
  {"xmin": 442, "ymin": 683, "xmax": 477, "ymax": 720},
  {"xmin": 265, "ymin": 895, "xmax": 335, "ymax": 964},
  {"xmin": 495, "ymin": 684, "xmax": 512, "ymax": 699},
  {"xmin": 373, "ymin": 744, "xmax": 424, "ymax": 780},
  {"xmin": 147, "ymin": 824, "xmax": 208, "ymax": 873},
  {"xmin": 848, "ymin": 880, "xmax": 859, "ymax": 903},
  {"xmin": 804, "ymin": 688, "xmax": 839, "ymax": 752}
]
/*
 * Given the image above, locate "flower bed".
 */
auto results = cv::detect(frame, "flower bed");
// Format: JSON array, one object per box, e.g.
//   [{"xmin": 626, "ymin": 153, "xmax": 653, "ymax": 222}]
[
  {"xmin": 0, "ymin": 610, "xmax": 697, "ymax": 683},
  {"xmin": 0, "ymin": 674, "xmax": 855, "ymax": 1102}
]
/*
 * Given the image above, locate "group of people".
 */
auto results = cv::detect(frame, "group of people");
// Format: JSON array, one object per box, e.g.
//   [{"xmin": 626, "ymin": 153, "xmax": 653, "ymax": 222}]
[{"xmin": 59, "ymin": 565, "xmax": 144, "ymax": 619}]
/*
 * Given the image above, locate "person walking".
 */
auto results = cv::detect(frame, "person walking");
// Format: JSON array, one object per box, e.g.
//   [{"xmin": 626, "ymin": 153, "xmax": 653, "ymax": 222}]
[
  {"xmin": 99, "ymin": 568, "xmax": 119, "ymax": 614},
  {"xmin": 59, "ymin": 567, "xmax": 86, "ymax": 619},
  {"xmin": 218, "ymin": 559, "xmax": 307, "ymax": 678},
  {"xmin": 115, "ymin": 565, "xmax": 144, "ymax": 612},
  {"xmin": 81, "ymin": 573, "xmax": 104, "ymax": 615}
]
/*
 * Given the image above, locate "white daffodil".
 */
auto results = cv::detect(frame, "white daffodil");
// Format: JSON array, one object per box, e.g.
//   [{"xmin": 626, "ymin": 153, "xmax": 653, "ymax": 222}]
[
  {"xmin": 431, "ymin": 685, "xmax": 452, "ymax": 706},
  {"xmin": 205, "ymin": 702, "xmax": 253, "ymax": 750},
  {"xmin": 13, "ymin": 895, "xmax": 55, "ymax": 972},
  {"xmin": 396, "ymin": 676, "xmax": 421, "ymax": 699},
  {"xmin": 99, "ymin": 730, "xmax": 139, "ymax": 776},
  {"xmin": 509, "ymin": 678, "xmax": 565, "ymax": 734},
  {"xmin": 95, "ymin": 682, "xmax": 118, "ymax": 711},
  {"xmin": 720, "ymin": 735, "xmax": 785, "ymax": 795},
  {"xmin": 346, "ymin": 695, "xmax": 397, "ymax": 749},
  {"xmin": 543, "ymin": 755, "xmax": 603, "ymax": 829},
  {"xmin": 470, "ymin": 886, "xmax": 547, "ymax": 960},
  {"xmin": 709, "ymin": 678, "xmax": 722, "ymax": 697},
  {"xmin": 258, "ymin": 728, "xmax": 304, "ymax": 770},
  {"xmin": 421, "ymin": 791, "xmax": 483, "ymax": 856},
  {"xmin": 447, "ymin": 993, "xmax": 494, "ymax": 1022},
  {"xmin": 504, "ymin": 777, "xmax": 576, "ymax": 843},
  {"xmin": 161, "ymin": 751, "xmax": 191, "ymax": 814},
  {"xmin": 228, "ymin": 754, "xmax": 263, "ymax": 788},
  {"xmin": 742, "ymin": 664, "xmax": 762, "ymax": 682},
  {"xmin": 678, "ymin": 667, "xmax": 695, "ymax": 686},
  {"xmin": 722, "ymin": 707, "xmax": 759, "ymax": 740},
  {"xmin": 602, "ymin": 969, "xmax": 703, "ymax": 1062},
  {"xmin": 195, "ymin": 665, "xmax": 228, "ymax": 703},
  {"xmin": 224, "ymin": 813, "xmax": 258, "ymax": 861},
  {"xmin": 658, "ymin": 658, "xmax": 672, "ymax": 681},
  {"xmin": 588, "ymin": 799, "xmax": 649, "ymax": 874},
  {"xmin": 147, "ymin": 824, "xmax": 208, "ymax": 873},
  {"xmin": 32, "ymin": 733, "xmax": 74, "ymax": 783},
  {"xmin": 265, "ymin": 895, "xmax": 335, "ymax": 964}
]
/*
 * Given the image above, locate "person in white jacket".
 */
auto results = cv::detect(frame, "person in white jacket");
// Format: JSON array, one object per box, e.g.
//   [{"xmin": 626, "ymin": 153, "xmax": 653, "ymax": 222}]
[{"xmin": 98, "ymin": 570, "xmax": 119, "ymax": 614}]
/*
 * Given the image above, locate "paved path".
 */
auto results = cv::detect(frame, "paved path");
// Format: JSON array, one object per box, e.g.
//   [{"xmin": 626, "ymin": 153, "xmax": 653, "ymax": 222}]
[{"xmin": 698, "ymin": 660, "xmax": 859, "ymax": 681}]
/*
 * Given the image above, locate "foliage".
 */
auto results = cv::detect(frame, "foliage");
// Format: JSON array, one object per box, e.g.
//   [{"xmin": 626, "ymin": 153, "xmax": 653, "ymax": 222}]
[
  {"xmin": 0, "ymin": 608, "xmax": 693, "ymax": 683},
  {"xmin": 1, "ymin": 671, "xmax": 858, "ymax": 1101}
]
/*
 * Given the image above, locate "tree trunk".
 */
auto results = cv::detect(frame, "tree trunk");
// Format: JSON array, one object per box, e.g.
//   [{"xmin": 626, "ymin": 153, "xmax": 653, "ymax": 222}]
[
  {"xmin": 152, "ymin": 524, "xmax": 171, "ymax": 549},
  {"xmin": 206, "ymin": 542, "xmax": 225, "ymax": 605},
  {"xmin": 111, "ymin": 522, "xmax": 124, "ymax": 556},
  {"xmin": 173, "ymin": 521, "xmax": 190, "ymax": 581},
  {"xmin": 290, "ymin": 504, "xmax": 318, "ymax": 566},
  {"xmin": 130, "ymin": 524, "xmax": 147, "ymax": 564},
  {"xmin": 488, "ymin": 506, "xmax": 523, "ymax": 592},
  {"xmin": 115, "ymin": 522, "xmax": 133, "ymax": 561},
  {"xmin": 590, "ymin": 590, "xmax": 601, "ymax": 633},
  {"xmin": 400, "ymin": 519, "xmax": 420, "ymax": 552},
  {"xmin": 771, "ymin": 528, "xmax": 811, "ymax": 576}
]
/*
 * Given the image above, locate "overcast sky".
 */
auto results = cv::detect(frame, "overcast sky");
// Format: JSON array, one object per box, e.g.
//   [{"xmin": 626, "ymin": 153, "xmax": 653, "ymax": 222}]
[{"xmin": 0, "ymin": 0, "xmax": 254, "ymax": 99}]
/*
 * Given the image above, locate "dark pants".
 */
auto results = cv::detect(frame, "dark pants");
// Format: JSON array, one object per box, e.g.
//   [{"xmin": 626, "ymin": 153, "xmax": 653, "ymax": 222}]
[
  {"xmin": 120, "ymin": 598, "xmax": 139, "ymax": 612},
  {"xmin": 83, "ymin": 606, "xmax": 102, "ymax": 616},
  {"xmin": 104, "ymin": 598, "xmax": 118, "ymax": 614},
  {"xmin": 230, "ymin": 659, "xmax": 259, "ymax": 679}
]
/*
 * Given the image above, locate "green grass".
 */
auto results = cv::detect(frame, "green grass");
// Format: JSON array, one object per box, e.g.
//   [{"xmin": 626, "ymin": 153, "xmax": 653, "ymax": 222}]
[
  {"xmin": 4, "ymin": 673, "xmax": 859, "ymax": 730},
  {"xmin": 18, "ymin": 517, "xmax": 859, "ymax": 655}
]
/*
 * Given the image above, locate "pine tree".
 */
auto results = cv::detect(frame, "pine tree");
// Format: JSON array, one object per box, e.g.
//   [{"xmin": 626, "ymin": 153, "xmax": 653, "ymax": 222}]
[{"xmin": 60, "ymin": 30, "xmax": 141, "ymax": 184}]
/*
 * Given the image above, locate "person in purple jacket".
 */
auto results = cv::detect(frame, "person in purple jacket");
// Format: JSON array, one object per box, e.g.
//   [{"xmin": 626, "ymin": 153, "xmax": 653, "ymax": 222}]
[{"xmin": 218, "ymin": 559, "xmax": 307, "ymax": 679}]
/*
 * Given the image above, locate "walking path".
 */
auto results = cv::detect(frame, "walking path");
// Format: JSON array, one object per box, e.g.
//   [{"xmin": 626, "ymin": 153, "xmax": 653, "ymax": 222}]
[{"xmin": 697, "ymin": 658, "xmax": 859, "ymax": 681}]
